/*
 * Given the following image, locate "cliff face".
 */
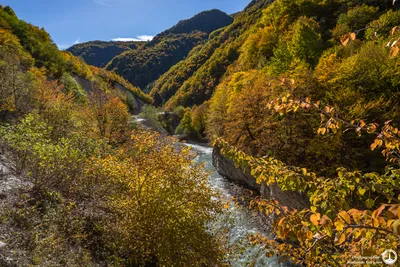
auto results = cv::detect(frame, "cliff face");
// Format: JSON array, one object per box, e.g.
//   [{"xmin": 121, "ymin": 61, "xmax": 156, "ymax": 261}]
[
  {"xmin": 212, "ymin": 146, "xmax": 309, "ymax": 210},
  {"xmin": 74, "ymin": 75, "xmax": 145, "ymax": 114}
]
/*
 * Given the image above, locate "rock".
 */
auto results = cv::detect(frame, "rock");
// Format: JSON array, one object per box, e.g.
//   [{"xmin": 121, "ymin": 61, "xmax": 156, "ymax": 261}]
[
  {"xmin": 0, "ymin": 241, "xmax": 6, "ymax": 248},
  {"xmin": 0, "ymin": 193, "xmax": 6, "ymax": 200},
  {"xmin": 115, "ymin": 83, "xmax": 145, "ymax": 114},
  {"xmin": 212, "ymin": 146, "xmax": 261, "ymax": 191},
  {"xmin": 212, "ymin": 145, "xmax": 309, "ymax": 210},
  {"xmin": 173, "ymin": 135, "xmax": 188, "ymax": 141}
]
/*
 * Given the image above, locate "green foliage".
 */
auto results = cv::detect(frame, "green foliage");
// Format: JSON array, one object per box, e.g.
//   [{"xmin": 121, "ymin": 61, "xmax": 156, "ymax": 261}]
[
  {"xmin": 150, "ymin": 32, "xmax": 230, "ymax": 106},
  {"xmin": 106, "ymin": 31, "xmax": 208, "ymax": 89},
  {"xmin": 173, "ymin": 105, "xmax": 185, "ymax": 119},
  {"xmin": 365, "ymin": 9, "xmax": 400, "ymax": 40},
  {"xmin": 105, "ymin": 10, "xmax": 233, "ymax": 90},
  {"xmin": 140, "ymin": 104, "xmax": 165, "ymax": 132},
  {"xmin": 0, "ymin": 6, "xmax": 68, "ymax": 76},
  {"xmin": 175, "ymin": 108, "xmax": 196, "ymax": 137},
  {"xmin": 288, "ymin": 17, "xmax": 324, "ymax": 66},
  {"xmin": 0, "ymin": 29, "xmax": 34, "ymax": 115},
  {"xmin": 238, "ymin": 26, "xmax": 278, "ymax": 70},
  {"xmin": 332, "ymin": 5, "xmax": 380, "ymax": 40},
  {"xmin": 59, "ymin": 73, "xmax": 87, "ymax": 103}
]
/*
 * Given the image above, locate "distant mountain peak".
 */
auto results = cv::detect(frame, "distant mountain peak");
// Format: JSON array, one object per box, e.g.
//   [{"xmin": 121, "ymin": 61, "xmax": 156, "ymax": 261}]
[{"xmin": 156, "ymin": 9, "xmax": 233, "ymax": 38}]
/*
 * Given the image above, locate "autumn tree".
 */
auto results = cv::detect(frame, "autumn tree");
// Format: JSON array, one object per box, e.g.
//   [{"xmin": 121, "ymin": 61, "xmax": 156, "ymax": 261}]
[{"xmin": 87, "ymin": 84, "xmax": 130, "ymax": 143}]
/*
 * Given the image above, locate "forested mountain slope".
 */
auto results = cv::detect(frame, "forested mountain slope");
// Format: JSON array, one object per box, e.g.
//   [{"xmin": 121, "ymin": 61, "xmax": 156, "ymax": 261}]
[
  {"xmin": 105, "ymin": 9, "xmax": 234, "ymax": 89},
  {"xmin": 2, "ymin": 0, "xmax": 400, "ymax": 265},
  {"xmin": 67, "ymin": 40, "xmax": 145, "ymax": 68},
  {"xmin": 0, "ymin": 5, "xmax": 224, "ymax": 266},
  {"xmin": 162, "ymin": 0, "xmax": 400, "ymax": 175},
  {"xmin": 67, "ymin": 9, "xmax": 234, "ymax": 90},
  {"xmin": 154, "ymin": 9, "xmax": 234, "ymax": 38},
  {"xmin": 0, "ymin": 5, "xmax": 153, "ymax": 116},
  {"xmin": 150, "ymin": 0, "xmax": 272, "ymax": 106},
  {"xmin": 161, "ymin": 1, "xmax": 400, "ymax": 265}
]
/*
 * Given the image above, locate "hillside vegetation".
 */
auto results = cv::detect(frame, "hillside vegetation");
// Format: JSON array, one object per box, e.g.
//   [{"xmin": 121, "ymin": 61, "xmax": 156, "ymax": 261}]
[
  {"xmin": 2, "ymin": 0, "xmax": 400, "ymax": 265},
  {"xmin": 150, "ymin": 0, "xmax": 271, "ymax": 107},
  {"xmin": 0, "ymin": 5, "xmax": 224, "ymax": 266},
  {"xmin": 68, "ymin": 9, "xmax": 234, "ymax": 91},
  {"xmin": 67, "ymin": 40, "xmax": 146, "ymax": 68},
  {"xmin": 161, "ymin": 0, "xmax": 400, "ymax": 265}
]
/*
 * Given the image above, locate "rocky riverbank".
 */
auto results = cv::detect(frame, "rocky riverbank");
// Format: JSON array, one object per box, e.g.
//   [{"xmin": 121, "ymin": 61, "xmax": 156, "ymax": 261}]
[{"xmin": 212, "ymin": 145, "xmax": 309, "ymax": 211}]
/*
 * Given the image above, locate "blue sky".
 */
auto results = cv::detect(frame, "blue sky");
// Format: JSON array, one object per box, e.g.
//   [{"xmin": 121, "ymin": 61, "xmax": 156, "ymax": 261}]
[{"xmin": 1, "ymin": 0, "xmax": 250, "ymax": 49}]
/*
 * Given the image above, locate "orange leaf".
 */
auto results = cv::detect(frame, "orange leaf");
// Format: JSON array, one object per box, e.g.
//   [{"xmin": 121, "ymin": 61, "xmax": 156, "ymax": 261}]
[
  {"xmin": 370, "ymin": 142, "xmax": 377, "ymax": 151},
  {"xmin": 340, "ymin": 34, "xmax": 350, "ymax": 46},
  {"xmin": 320, "ymin": 215, "xmax": 331, "ymax": 226},
  {"xmin": 310, "ymin": 213, "xmax": 321, "ymax": 226},
  {"xmin": 350, "ymin": 32, "xmax": 356, "ymax": 40},
  {"xmin": 372, "ymin": 205, "xmax": 386, "ymax": 218},
  {"xmin": 391, "ymin": 26, "xmax": 398, "ymax": 36},
  {"xmin": 339, "ymin": 211, "xmax": 351, "ymax": 225},
  {"xmin": 338, "ymin": 233, "xmax": 346, "ymax": 245},
  {"xmin": 391, "ymin": 46, "xmax": 399, "ymax": 57}
]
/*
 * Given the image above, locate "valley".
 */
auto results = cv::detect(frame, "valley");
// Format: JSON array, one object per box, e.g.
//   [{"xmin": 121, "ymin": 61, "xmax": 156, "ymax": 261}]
[{"xmin": 1, "ymin": 0, "xmax": 400, "ymax": 266}]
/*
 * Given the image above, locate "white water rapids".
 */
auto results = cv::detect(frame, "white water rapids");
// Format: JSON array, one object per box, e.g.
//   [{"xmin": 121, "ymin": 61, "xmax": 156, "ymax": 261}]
[{"xmin": 185, "ymin": 143, "xmax": 294, "ymax": 267}]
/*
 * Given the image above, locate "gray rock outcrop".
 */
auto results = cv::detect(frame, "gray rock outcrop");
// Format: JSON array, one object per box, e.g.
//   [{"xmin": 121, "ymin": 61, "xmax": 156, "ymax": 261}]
[{"xmin": 212, "ymin": 145, "xmax": 309, "ymax": 210}]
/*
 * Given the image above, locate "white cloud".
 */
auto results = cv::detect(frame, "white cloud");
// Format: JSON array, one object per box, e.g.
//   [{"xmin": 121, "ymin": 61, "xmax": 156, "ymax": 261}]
[
  {"xmin": 57, "ymin": 38, "xmax": 81, "ymax": 50},
  {"xmin": 57, "ymin": 44, "xmax": 70, "ymax": 50},
  {"xmin": 112, "ymin": 35, "xmax": 154, "ymax": 42}
]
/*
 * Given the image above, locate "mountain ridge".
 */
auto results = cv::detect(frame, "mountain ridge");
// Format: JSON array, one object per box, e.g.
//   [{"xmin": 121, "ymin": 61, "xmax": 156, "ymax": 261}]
[
  {"xmin": 68, "ymin": 9, "xmax": 234, "ymax": 89},
  {"xmin": 67, "ymin": 40, "xmax": 146, "ymax": 68}
]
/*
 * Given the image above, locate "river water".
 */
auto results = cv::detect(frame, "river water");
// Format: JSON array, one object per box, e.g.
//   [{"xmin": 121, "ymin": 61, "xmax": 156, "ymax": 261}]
[
  {"xmin": 185, "ymin": 143, "xmax": 293, "ymax": 267},
  {"xmin": 133, "ymin": 115, "xmax": 292, "ymax": 266}
]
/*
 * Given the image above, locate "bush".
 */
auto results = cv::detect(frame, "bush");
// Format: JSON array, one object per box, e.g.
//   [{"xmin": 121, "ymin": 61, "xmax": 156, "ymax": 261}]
[{"xmin": 140, "ymin": 104, "xmax": 165, "ymax": 132}]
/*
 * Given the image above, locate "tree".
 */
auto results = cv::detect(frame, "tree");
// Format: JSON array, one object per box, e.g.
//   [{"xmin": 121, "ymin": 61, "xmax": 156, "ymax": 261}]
[
  {"xmin": 82, "ymin": 131, "xmax": 225, "ymax": 265},
  {"xmin": 88, "ymin": 85, "xmax": 130, "ymax": 143},
  {"xmin": 288, "ymin": 17, "xmax": 324, "ymax": 67},
  {"xmin": 0, "ymin": 29, "xmax": 34, "ymax": 116}
]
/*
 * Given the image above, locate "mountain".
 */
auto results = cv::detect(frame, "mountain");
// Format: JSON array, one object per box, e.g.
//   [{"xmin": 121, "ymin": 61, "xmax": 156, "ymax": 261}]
[
  {"xmin": 154, "ymin": 9, "xmax": 235, "ymax": 39},
  {"xmin": 153, "ymin": 0, "xmax": 400, "ymax": 176},
  {"xmin": 150, "ymin": 0, "xmax": 271, "ymax": 107},
  {"xmin": 104, "ymin": 9, "xmax": 234, "ymax": 89},
  {"xmin": 67, "ymin": 40, "xmax": 146, "ymax": 68},
  {"xmin": 68, "ymin": 9, "xmax": 234, "ymax": 90},
  {"xmin": 0, "ymin": 4, "xmax": 152, "ymax": 116},
  {"xmin": 0, "ymin": 5, "xmax": 223, "ymax": 266},
  {"xmin": 106, "ymin": 31, "xmax": 208, "ymax": 89}
]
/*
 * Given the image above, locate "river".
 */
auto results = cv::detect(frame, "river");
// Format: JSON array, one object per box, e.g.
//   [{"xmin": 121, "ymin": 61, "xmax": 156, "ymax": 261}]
[
  {"xmin": 133, "ymin": 115, "xmax": 292, "ymax": 266},
  {"xmin": 185, "ymin": 142, "xmax": 293, "ymax": 267}
]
